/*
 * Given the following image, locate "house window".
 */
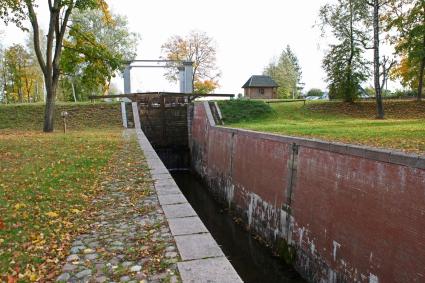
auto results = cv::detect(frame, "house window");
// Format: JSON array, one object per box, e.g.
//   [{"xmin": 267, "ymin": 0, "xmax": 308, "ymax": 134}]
[{"xmin": 259, "ymin": 88, "xmax": 265, "ymax": 94}]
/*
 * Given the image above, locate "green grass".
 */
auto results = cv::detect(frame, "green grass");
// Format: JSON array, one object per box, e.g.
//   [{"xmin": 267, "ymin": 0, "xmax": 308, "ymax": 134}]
[
  {"xmin": 0, "ymin": 129, "xmax": 122, "ymax": 280},
  {"xmin": 217, "ymin": 100, "xmax": 275, "ymax": 124},
  {"xmin": 220, "ymin": 100, "xmax": 425, "ymax": 154},
  {"xmin": 0, "ymin": 102, "xmax": 122, "ymax": 131},
  {"xmin": 0, "ymin": 102, "xmax": 126, "ymax": 280}
]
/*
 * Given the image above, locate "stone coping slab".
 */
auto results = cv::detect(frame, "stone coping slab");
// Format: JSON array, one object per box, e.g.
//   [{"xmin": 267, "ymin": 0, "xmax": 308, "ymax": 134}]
[
  {"xmin": 162, "ymin": 203, "xmax": 197, "ymax": 219},
  {"xmin": 134, "ymin": 129, "xmax": 243, "ymax": 283},
  {"xmin": 178, "ymin": 257, "xmax": 243, "ymax": 283},
  {"xmin": 168, "ymin": 216, "xmax": 209, "ymax": 236},
  {"xmin": 158, "ymin": 194, "xmax": 189, "ymax": 206},
  {"xmin": 175, "ymin": 233, "xmax": 225, "ymax": 261}
]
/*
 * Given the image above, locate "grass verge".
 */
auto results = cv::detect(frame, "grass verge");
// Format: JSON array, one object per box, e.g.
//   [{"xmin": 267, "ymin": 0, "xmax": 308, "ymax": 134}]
[{"xmin": 220, "ymin": 100, "xmax": 425, "ymax": 154}]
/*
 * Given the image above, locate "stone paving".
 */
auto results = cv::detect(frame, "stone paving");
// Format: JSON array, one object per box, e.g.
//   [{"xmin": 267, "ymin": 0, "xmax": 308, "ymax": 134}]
[{"xmin": 56, "ymin": 132, "xmax": 180, "ymax": 283}]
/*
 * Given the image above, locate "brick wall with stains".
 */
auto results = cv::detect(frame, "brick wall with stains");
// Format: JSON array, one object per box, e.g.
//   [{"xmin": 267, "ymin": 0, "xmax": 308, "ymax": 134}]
[{"xmin": 190, "ymin": 102, "xmax": 425, "ymax": 283}]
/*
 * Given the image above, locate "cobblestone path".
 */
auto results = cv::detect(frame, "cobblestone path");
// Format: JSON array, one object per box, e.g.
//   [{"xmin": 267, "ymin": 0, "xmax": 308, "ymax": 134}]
[{"xmin": 56, "ymin": 132, "xmax": 180, "ymax": 283}]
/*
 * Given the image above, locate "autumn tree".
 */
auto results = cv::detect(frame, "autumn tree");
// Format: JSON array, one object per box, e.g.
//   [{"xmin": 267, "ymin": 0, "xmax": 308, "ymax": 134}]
[
  {"xmin": 193, "ymin": 79, "xmax": 219, "ymax": 94},
  {"xmin": 61, "ymin": 8, "xmax": 139, "ymax": 101},
  {"xmin": 0, "ymin": 0, "xmax": 109, "ymax": 132},
  {"xmin": 264, "ymin": 45, "xmax": 303, "ymax": 99},
  {"xmin": 386, "ymin": 0, "xmax": 425, "ymax": 100},
  {"xmin": 3, "ymin": 44, "xmax": 32, "ymax": 103},
  {"xmin": 319, "ymin": 0, "xmax": 370, "ymax": 102},
  {"xmin": 161, "ymin": 30, "xmax": 220, "ymax": 93}
]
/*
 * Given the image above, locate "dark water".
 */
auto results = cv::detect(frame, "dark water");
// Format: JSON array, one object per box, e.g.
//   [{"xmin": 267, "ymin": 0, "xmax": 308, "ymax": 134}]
[{"xmin": 172, "ymin": 172, "xmax": 305, "ymax": 283}]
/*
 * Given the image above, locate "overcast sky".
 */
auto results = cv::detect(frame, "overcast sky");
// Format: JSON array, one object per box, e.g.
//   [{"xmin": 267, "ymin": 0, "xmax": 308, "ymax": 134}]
[{"xmin": 1, "ymin": 0, "xmax": 397, "ymax": 94}]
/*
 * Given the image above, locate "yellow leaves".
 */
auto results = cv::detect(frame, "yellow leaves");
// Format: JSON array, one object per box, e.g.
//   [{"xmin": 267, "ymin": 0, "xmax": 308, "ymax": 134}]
[
  {"xmin": 71, "ymin": 208, "xmax": 82, "ymax": 214},
  {"xmin": 14, "ymin": 203, "xmax": 26, "ymax": 210},
  {"xmin": 45, "ymin": 211, "xmax": 59, "ymax": 218},
  {"xmin": 194, "ymin": 79, "xmax": 219, "ymax": 94},
  {"xmin": 24, "ymin": 271, "xmax": 38, "ymax": 282},
  {"xmin": 96, "ymin": 0, "xmax": 113, "ymax": 25}
]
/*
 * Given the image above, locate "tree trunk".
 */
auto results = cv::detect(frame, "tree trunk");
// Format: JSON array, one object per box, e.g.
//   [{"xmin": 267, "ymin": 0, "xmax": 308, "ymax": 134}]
[
  {"xmin": 417, "ymin": 37, "xmax": 425, "ymax": 101},
  {"xmin": 71, "ymin": 80, "xmax": 77, "ymax": 102},
  {"xmin": 418, "ymin": 57, "xmax": 425, "ymax": 101},
  {"xmin": 373, "ymin": 0, "xmax": 384, "ymax": 119},
  {"xmin": 43, "ymin": 79, "xmax": 57, "ymax": 132}
]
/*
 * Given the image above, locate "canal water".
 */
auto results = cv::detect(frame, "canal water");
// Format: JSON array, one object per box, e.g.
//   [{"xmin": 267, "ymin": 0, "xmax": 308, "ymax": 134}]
[{"xmin": 172, "ymin": 172, "xmax": 305, "ymax": 283}]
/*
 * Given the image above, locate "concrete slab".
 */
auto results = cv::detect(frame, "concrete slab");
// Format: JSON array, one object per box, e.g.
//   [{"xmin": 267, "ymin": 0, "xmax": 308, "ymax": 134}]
[
  {"xmin": 168, "ymin": 216, "xmax": 209, "ymax": 236},
  {"xmin": 151, "ymin": 173, "xmax": 173, "ymax": 180},
  {"xmin": 158, "ymin": 194, "xmax": 188, "ymax": 205},
  {"xmin": 178, "ymin": 257, "xmax": 243, "ymax": 283},
  {"xmin": 162, "ymin": 204, "xmax": 197, "ymax": 219},
  {"xmin": 175, "ymin": 233, "xmax": 224, "ymax": 261},
  {"xmin": 155, "ymin": 178, "xmax": 178, "ymax": 187},
  {"xmin": 156, "ymin": 185, "xmax": 182, "ymax": 196}
]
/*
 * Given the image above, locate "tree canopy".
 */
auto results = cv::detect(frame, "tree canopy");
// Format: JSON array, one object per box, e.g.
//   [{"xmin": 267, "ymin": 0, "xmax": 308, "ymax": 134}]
[
  {"xmin": 386, "ymin": 0, "xmax": 424, "ymax": 100},
  {"xmin": 161, "ymin": 30, "xmax": 220, "ymax": 93},
  {"xmin": 61, "ymin": 8, "xmax": 139, "ymax": 101},
  {"xmin": 318, "ymin": 0, "xmax": 370, "ymax": 102},
  {"xmin": 263, "ymin": 45, "xmax": 303, "ymax": 99}
]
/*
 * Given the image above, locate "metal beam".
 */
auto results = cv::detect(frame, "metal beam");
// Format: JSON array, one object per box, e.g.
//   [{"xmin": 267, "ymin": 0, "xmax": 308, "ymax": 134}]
[{"xmin": 89, "ymin": 92, "xmax": 235, "ymax": 100}]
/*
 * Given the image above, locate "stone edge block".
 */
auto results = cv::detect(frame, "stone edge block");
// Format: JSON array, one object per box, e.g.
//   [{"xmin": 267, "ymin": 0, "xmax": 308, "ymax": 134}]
[
  {"xmin": 168, "ymin": 216, "xmax": 209, "ymax": 236},
  {"xmin": 174, "ymin": 233, "xmax": 224, "ymax": 261},
  {"xmin": 178, "ymin": 257, "xmax": 243, "ymax": 283}
]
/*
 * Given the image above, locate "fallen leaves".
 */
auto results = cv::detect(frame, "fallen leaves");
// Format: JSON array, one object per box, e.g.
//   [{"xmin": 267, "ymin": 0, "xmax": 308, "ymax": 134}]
[
  {"xmin": 45, "ymin": 211, "xmax": 59, "ymax": 218},
  {"xmin": 0, "ymin": 129, "xmax": 122, "ymax": 280}
]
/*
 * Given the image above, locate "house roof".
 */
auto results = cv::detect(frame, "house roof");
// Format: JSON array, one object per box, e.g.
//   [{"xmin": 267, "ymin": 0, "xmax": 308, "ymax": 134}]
[{"xmin": 242, "ymin": 75, "xmax": 278, "ymax": 88}]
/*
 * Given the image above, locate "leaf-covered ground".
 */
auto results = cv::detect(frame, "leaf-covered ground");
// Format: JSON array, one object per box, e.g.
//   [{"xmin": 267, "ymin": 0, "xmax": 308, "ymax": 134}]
[
  {"xmin": 0, "ymin": 129, "xmax": 122, "ymax": 281},
  {"xmin": 55, "ymin": 131, "xmax": 180, "ymax": 282},
  {"xmin": 221, "ymin": 100, "xmax": 425, "ymax": 154}
]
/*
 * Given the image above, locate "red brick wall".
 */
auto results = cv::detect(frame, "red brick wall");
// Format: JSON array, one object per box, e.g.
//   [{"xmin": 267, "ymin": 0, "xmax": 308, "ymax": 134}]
[{"xmin": 190, "ymin": 102, "xmax": 425, "ymax": 283}]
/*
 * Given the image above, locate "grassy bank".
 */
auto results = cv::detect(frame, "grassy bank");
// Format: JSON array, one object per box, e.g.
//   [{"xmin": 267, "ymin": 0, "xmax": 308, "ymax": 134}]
[
  {"xmin": 0, "ymin": 102, "xmax": 122, "ymax": 131},
  {"xmin": 219, "ymin": 100, "xmax": 425, "ymax": 154}
]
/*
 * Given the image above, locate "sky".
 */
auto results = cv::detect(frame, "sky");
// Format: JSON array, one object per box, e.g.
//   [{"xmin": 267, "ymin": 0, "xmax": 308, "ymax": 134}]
[{"xmin": 0, "ymin": 0, "xmax": 398, "ymax": 94}]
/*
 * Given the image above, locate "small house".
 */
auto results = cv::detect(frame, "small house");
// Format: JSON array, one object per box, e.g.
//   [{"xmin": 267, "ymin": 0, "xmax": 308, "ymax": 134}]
[{"xmin": 242, "ymin": 75, "xmax": 278, "ymax": 99}]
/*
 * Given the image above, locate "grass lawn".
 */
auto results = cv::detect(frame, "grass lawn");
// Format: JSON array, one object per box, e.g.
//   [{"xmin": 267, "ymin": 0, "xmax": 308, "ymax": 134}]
[
  {"xmin": 0, "ymin": 103, "xmax": 125, "ymax": 280},
  {"xmin": 219, "ymin": 100, "xmax": 425, "ymax": 154},
  {"xmin": 0, "ymin": 129, "xmax": 122, "ymax": 281}
]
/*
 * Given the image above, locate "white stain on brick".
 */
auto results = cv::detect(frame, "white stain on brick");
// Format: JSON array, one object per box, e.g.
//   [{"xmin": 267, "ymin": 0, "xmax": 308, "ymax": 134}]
[
  {"xmin": 310, "ymin": 240, "xmax": 316, "ymax": 254},
  {"xmin": 299, "ymin": 227, "xmax": 305, "ymax": 246},
  {"xmin": 224, "ymin": 181, "xmax": 234, "ymax": 208},
  {"xmin": 333, "ymin": 241, "xmax": 341, "ymax": 261},
  {"xmin": 369, "ymin": 273, "xmax": 379, "ymax": 283}
]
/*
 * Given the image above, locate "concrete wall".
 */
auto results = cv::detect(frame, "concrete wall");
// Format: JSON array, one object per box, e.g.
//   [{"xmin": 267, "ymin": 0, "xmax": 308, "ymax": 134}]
[
  {"xmin": 190, "ymin": 102, "xmax": 425, "ymax": 283},
  {"xmin": 138, "ymin": 104, "xmax": 189, "ymax": 170}
]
